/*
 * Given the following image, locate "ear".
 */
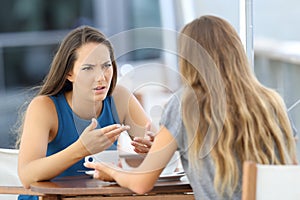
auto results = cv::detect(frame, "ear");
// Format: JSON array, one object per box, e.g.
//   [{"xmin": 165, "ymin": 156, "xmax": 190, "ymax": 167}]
[{"xmin": 66, "ymin": 72, "xmax": 74, "ymax": 83}]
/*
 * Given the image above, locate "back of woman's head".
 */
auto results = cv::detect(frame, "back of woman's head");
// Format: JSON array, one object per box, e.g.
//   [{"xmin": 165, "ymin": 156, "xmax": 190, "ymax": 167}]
[
  {"xmin": 40, "ymin": 26, "xmax": 118, "ymax": 96},
  {"xmin": 179, "ymin": 15, "xmax": 253, "ymax": 88},
  {"xmin": 179, "ymin": 15, "xmax": 297, "ymax": 197}
]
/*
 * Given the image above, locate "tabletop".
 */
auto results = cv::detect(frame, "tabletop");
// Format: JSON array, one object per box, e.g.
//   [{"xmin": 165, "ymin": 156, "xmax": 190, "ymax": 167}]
[{"xmin": 27, "ymin": 175, "xmax": 194, "ymax": 200}]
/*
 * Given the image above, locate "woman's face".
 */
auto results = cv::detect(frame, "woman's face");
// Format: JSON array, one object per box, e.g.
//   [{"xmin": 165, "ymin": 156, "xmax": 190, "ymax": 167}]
[{"xmin": 67, "ymin": 42, "xmax": 113, "ymax": 103}]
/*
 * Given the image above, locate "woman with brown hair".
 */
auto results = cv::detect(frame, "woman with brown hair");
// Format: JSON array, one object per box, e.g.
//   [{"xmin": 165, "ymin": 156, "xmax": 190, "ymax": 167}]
[
  {"xmin": 85, "ymin": 15, "xmax": 297, "ymax": 199},
  {"xmin": 17, "ymin": 26, "xmax": 153, "ymax": 200}
]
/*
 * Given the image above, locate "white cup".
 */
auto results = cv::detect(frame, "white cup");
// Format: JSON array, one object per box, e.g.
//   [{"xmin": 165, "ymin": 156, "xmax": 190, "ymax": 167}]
[
  {"xmin": 118, "ymin": 131, "xmax": 136, "ymax": 155},
  {"xmin": 118, "ymin": 151, "xmax": 180, "ymax": 174},
  {"xmin": 85, "ymin": 150, "xmax": 119, "ymax": 165},
  {"xmin": 119, "ymin": 154, "xmax": 145, "ymax": 170},
  {"xmin": 118, "ymin": 131, "xmax": 143, "ymax": 170}
]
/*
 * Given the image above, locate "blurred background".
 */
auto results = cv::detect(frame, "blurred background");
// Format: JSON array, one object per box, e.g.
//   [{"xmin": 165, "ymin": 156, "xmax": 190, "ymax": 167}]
[{"xmin": 0, "ymin": 0, "xmax": 299, "ymax": 161}]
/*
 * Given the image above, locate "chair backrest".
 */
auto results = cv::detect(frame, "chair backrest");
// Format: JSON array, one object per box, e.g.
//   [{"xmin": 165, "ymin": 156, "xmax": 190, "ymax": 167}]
[
  {"xmin": 242, "ymin": 161, "xmax": 300, "ymax": 200},
  {"xmin": 0, "ymin": 148, "xmax": 21, "ymax": 200}
]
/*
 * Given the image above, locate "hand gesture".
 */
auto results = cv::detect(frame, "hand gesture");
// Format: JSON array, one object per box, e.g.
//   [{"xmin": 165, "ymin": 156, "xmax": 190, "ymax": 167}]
[
  {"xmin": 79, "ymin": 118, "xmax": 130, "ymax": 155},
  {"xmin": 131, "ymin": 122, "xmax": 155, "ymax": 154}
]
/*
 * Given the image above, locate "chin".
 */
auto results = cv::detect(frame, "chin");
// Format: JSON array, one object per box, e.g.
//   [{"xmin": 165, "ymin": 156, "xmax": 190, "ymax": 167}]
[{"xmin": 94, "ymin": 94, "xmax": 108, "ymax": 102}]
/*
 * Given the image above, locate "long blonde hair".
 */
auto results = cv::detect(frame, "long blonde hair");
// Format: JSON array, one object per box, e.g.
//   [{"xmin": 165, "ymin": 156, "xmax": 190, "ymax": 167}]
[{"xmin": 179, "ymin": 15, "xmax": 297, "ymax": 196}]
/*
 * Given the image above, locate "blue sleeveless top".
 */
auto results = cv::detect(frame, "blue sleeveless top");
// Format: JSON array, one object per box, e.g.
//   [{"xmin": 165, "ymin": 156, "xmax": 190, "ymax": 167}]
[
  {"xmin": 18, "ymin": 93, "xmax": 120, "ymax": 200},
  {"xmin": 47, "ymin": 93, "xmax": 120, "ymax": 177}
]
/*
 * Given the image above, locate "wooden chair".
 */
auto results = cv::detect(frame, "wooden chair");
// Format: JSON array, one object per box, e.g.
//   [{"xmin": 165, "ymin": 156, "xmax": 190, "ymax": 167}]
[{"xmin": 242, "ymin": 161, "xmax": 300, "ymax": 200}]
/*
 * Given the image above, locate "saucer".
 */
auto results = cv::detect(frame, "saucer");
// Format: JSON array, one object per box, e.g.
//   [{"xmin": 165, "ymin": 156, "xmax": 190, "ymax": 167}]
[
  {"xmin": 85, "ymin": 170, "xmax": 185, "ymax": 182},
  {"xmin": 85, "ymin": 170, "xmax": 95, "ymax": 176},
  {"xmin": 158, "ymin": 172, "xmax": 185, "ymax": 181}
]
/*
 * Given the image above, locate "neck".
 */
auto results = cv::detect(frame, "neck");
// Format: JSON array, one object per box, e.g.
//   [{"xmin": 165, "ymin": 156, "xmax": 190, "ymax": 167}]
[{"xmin": 65, "ymin": 91, "xmax": 102, "ymax": 120}]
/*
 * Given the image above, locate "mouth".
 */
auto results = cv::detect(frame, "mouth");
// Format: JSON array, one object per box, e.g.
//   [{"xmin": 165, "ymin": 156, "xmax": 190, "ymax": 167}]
[{"xmin": 93, "ymin": 86, "xmax": 106, "ymax": 91}]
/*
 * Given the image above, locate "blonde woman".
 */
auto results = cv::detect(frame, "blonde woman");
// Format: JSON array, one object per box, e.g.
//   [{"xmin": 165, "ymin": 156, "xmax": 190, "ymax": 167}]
[{"xmin": 85, "ymin": 15, "xmax": 297, "ymax": 199}]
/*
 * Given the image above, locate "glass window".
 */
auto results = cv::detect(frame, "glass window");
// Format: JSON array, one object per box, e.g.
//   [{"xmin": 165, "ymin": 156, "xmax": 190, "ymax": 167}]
[
  {"xmin": 0, "ymin": 0, "xmax": 169, "ymax": 148},
  {"xmin": 125, "ymin": 0, "xmax": 162, "ymax": 61},
  {"xmin": 0, "ymin": 0, "xmax": 164, "ymax": 90},
  {"xmin": 1, "ymin": 0, "xmax": 94, "ymax": 32},
  {"xmin": 3, "ymin": 45, "xmax": 56, "ymax": 88}
]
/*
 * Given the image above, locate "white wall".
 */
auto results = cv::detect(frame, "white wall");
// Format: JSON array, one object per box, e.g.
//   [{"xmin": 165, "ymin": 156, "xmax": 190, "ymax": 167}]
[
  {"xmin": 194, "ymin": 0, "xmax": 300, "ymax": 42},
  {"xmin": 194, "ymin": 0, "xmax": 240, "ymax": 32}
]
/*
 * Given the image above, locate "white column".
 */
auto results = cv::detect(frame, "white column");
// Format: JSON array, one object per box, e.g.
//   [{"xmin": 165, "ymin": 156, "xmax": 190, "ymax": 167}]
[{"xmin": 239, "ymin": 0, "xmax": 254, "ymax": 69}]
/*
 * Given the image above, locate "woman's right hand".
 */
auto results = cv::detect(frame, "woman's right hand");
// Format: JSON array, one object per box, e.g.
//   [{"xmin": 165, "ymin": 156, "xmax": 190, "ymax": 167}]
[{"xmin": 79, "ymin": 118, "xmax": 130, "ymax": 155}]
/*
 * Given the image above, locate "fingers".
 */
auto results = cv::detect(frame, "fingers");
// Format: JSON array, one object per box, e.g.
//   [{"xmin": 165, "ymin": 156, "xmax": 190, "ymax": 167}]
[
  {"xmin": 87, "ymin": 118, "xmax": 98, "ymax": 131},
  {"xmin": 131, "ymin": 138, "xmax": 151, "ymax": 154},
  {"xmin": 101, "ymin": 124, "xmax": 130, "ymax": 133},
  {"xmin": 133, "ymin": 137, "xmax": 152, "ymax": 147},
  {"xmin": 130, "ymin": 127, "xmax": 155, "ymax": 154},
  {"xmin": 84, "ymin": 162, "xmax": 104, "ymax": 179},
  {"xmin": 80, "ymin": 122, "xmax": 130, "ymax": 154},
  {"xmin": 94, "ymin": 170, "xmax": 100, "ymax": 179},
  {"xmin": 145, "ymin": 132, "xmax": 155, "ymax": 142},
  {"xmin": 84, "ymin": 161, "xmax": 96, "ymax": 169},
  {"xmin": 104, "ymin": 125, "xmax": 130, "ymax": 141},
  {"xmin": 132, "ymin": 145, "xmax": 149, "ymax": 154},
  {"xmin": 84, "ymin": 162, "xmax": 115, "ymax": 181},
  {"xmin": 144, "ymin": 122, "xmax": 155, "ymax": 142}
]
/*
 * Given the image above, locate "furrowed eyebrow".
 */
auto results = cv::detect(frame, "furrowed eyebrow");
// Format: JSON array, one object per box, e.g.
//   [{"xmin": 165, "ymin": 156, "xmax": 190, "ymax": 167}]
[
  {"xmin": 81, "ymin": 63, "xmax": 96, "ymax": 67},
  {"xmin": 81, "ymin": 60, "xmax": 111, "ymax": 67}
]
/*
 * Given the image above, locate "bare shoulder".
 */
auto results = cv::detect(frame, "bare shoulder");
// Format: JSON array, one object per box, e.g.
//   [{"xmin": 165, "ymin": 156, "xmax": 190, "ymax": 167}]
[
  {"xmin": 26, "ymin": 95, "xmax": 57, "ymax": 122},
  {"xmin": 25, "ymin": 95, "xmax": 58, "ymax": 139},
  {"xmin": 112, "ymin": 84, "xmax": 133, "ymax": 105},
  {"xmin": 28, "ymin": 95, "xmax": 55, "ymax": 111},
  {"xmin": 112, "ymin": 84, "xmax": 131, "ymax": 99}
]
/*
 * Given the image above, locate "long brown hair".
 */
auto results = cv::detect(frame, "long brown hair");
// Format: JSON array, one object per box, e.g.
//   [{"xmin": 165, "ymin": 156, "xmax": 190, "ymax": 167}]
[
  {"xmin": 179, "ymin": 15, "xmax": 296, "ymax": 196},
  {"xmin": 39, "ymin": 25, "xmax": 118, "ymax": 96},
  {"xmin": 15, "ymin": 26, "xmax": 118, "ymax": 147}
]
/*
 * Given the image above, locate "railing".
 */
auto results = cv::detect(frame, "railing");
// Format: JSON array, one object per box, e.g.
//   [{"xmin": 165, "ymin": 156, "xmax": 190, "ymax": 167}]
[
  {"xmin": 254, "ymin": 38, "xmax": 300, "ymax": 110},
  {"xmin": 254, "ymin": 38, "xmax": 300, "ymax": 160}
]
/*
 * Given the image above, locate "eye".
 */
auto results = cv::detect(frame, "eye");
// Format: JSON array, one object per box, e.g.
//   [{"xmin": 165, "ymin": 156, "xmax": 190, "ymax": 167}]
[
  {"xmin": 101, "ymin": 63, "xmax": 112, "ymax": 71},
  {"xmin": 103, "ymin": 63, "xmax": 112, "ymax": 68},
  {"xmin": 81, "ymin": 65, "xmax": 94, "ymax": 71},
  {"xmin": 82, "ymin": 66, "xmax": 92, "ymax": 71}
]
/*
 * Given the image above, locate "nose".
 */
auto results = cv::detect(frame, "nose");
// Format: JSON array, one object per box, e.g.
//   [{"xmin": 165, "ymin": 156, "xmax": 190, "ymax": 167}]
[{"xmin": 95, "ymin": 68, "xmax": 106, "ymax": 81}]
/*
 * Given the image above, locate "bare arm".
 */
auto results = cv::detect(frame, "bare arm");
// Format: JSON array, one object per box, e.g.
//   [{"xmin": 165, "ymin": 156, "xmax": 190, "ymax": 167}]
[
  {"xmin": 113, "ymin": 85, "xmax": 157, "ymax": 153},
  {"xmin": 113, "ymin": 85, "xmax": 156, "ymax": 137},
  {"xmin": 85, "ymin": 126, "xmax": 177, "ymax": 194},
  {"xmin": 18, "ymin": 96, "xmax": 128, "ymax": 188}
]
